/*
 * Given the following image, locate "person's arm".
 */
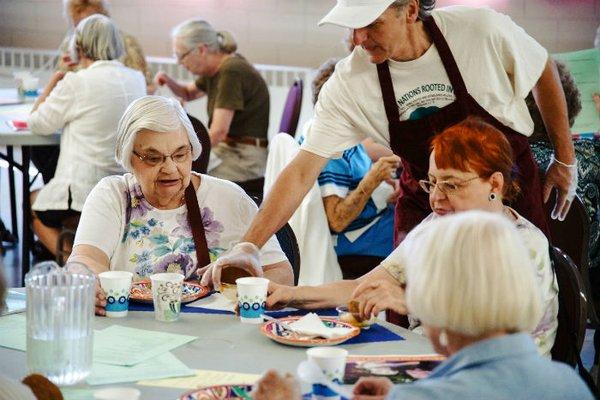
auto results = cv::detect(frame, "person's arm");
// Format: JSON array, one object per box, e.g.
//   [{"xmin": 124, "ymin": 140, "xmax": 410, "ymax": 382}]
[
  {"xmin": 31, "ymin": 71, "xmax": 65, "ymax": 113},
  {"xmin": 361, "ymin": 138, "xmax": 393, "ymax": 161},
  {"xmin": 323, "ymin": 155, "xmax": 400, "ymax": 232},
  {"xmin": 209, "ymin": 108, "xmax": 234, "ymax": 147},
  {"xmin": 532, "ymin": 58, "xmax": 577, "ymax": 220},
  {"xmin": 266, "ymin": 265, "xmax": 394, "ymax": 310},
  {"xmin": 68, "ymin": 244, "xmax": 110, "ymax": 316},
  {"xmin": 154, "ymin": 71, "xmax": 203, "ymax": 101},
  {"xmin": 263, "ymin": 260, "xmax": 294, "ymax": 286},
  {"xmin": 244, "ymin": 150, "xmax": 328, "ymax": 247}
]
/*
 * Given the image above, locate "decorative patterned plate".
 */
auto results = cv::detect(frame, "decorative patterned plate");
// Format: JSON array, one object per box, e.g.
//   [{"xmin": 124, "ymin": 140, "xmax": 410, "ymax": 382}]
[
  {"xmin": 261, "ymin": 316, "xmax": 360, "ymax": 347},
  {"xmin": 179, "ymin": 384, "xmax": 254, "ymax": 400},
  {"xmin": 129, "ymin": 280, "xmax": 210, "ymax": 304}
]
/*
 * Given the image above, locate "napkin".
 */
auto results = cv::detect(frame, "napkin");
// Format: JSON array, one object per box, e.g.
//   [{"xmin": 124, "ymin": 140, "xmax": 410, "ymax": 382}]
[{"xmin": 287, "ymin": 313, "xmax": 353, "ymax": 339}]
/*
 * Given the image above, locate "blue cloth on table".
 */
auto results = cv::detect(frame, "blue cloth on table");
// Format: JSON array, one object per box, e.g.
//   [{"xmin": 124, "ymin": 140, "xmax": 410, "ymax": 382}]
[{"xmin": 127, "ymin": 303, "xmax": 404, "ymax": 344}]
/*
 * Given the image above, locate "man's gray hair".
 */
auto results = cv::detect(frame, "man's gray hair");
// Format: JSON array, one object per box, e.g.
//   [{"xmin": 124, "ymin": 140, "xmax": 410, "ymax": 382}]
[
  {"xmin": 171, "ymin": 18, "xmax": 237, "ymax": 55},
  {"xmin": 70, "ymin": 14, "xmax": 123, "ymax": 61},
  {"xmin": 403, "ymin": 211, "xmax": 542, "ymax": 336},
  {"xmin": 115, "ymin": 96, "xmax": 202, "ymax": 172},
  {"xmin": 390, "ymin": 0, "xmax": 436, "ymax": 20}
]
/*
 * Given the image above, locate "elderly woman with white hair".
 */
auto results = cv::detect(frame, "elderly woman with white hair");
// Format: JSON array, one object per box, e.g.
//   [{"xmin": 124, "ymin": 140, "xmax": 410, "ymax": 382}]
[
  {"xmin": 68, "ymin": 96, "xmax": 292, "ymax": 316},
  {"xmin": 154, "ymin": 19, "xmax": 270, "ymax": 183},
  {"xmin": 254, "ymin": 212, "xmax": 593, "ymax": 400},
  {"xmin": 28, "ymin": 14, "xmax": 145, "ymax": 258}
]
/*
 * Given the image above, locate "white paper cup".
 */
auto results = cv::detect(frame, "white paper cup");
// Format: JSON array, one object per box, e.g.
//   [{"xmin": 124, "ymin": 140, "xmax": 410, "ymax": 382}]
[
  {"xmin": 98, "ymin": 271, "xmax": 133, "ymax": 318},
  {"xmin": 150, "ymin": 273, "xmax": 184, "ymax": 322},
  {"xmin": 307, "ymin": 347, "xmax": 348, "ymax": 400},
  {"xmin": 94, "ymin": 387, "xmax": 141, "ymax": 400},
  {"xmin": 235, "ymin": 277, "xmax": 269, "ymax": 324}
]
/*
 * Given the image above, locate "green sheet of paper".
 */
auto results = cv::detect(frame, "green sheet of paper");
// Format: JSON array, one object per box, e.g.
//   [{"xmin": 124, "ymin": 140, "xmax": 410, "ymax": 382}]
[
  {"xmin": 553, "ymin": 48, "xmax": 600, "ymax": 134},
  {"xmin": 93, "ymin": 325, "xmax": 196, "ymax": 366},
  {"xmin": 61, "ymin": 388, "xmax": 97, "ymax": 400},
  {"xmin": 87, "ymin": 351, "xmax": 194, "ymax": 385},
  {"xmin": 0, "ymin": 314, "xmax": 26, "ymax": 351}
]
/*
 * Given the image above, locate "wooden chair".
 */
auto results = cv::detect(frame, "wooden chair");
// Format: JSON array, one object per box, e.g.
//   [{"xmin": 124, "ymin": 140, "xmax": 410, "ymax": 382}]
[{"xmin": 187, "ymin": 114, "xmax": 211, "ymax": 174}]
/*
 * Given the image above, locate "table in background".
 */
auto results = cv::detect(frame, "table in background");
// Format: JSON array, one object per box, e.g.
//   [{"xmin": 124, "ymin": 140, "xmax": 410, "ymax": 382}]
[
  {"xmin": 0, "ymin": 311, "xmax": 434, "ymax": 400},
  {"xmin": 0, "ymin": 88, "xmax": 60, "ymax": 281}
]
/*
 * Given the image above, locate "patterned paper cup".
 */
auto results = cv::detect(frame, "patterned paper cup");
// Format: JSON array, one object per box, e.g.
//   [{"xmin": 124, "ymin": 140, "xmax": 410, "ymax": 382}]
[
  {"xmin": 98, "ymin": 271, "xmax": 133, "ymax": 318},
  {"xmin": 307, "ymin": 347, "xmax": 348, "ymax": 400},
  {"xmin": 150, "ymin": 273, "xmax": 184, "ymax": 322},
  {"xmin": 235, "ymin": 277, "xmax": 269, "ymax": 324}
]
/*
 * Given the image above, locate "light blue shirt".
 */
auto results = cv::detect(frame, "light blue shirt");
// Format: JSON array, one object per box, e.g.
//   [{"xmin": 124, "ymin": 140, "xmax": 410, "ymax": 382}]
[{"xmin": 388, "ymin": 333, "xmax": 593, "ymax": 400}]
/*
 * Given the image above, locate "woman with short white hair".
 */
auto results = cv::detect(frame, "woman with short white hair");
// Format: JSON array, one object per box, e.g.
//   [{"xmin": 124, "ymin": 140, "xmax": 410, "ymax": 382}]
[
  {"xmin": 29, "ymin": 14, "xmax": 145, "ymax": 258},
  {"xmin": 68, "ymin": 96, "xmax": 292, "ymax": 316},
  {"xmin": 154, "ymin": 19, "xmax": 270, "ymax": 183},
  {"xmin": 254, "ymin": 212, "xmax": 594, "ymax": 400}
]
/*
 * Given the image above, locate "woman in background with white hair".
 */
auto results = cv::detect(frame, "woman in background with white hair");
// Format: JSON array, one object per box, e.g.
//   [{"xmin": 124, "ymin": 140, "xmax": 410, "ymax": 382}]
[
  {"xmin": 68, "ymin": 96, "xmax": 292, "ymax": 316},
  {"xmin": 254, "ymin": 212, "xmax": 593, "ymax": 400},
  {"xmin": 28, "ymin": 14, "xmax": 145, "ymax": 259},
  {"xmin": 154, "ymin": 19, "xmax": 270, "ymax": 183}
]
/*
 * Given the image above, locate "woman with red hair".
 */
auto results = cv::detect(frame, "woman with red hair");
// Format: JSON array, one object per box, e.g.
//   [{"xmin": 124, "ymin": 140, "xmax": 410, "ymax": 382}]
[{"xmin": 266, "ymin": 117, "xmax": 558, "ymax": 357}]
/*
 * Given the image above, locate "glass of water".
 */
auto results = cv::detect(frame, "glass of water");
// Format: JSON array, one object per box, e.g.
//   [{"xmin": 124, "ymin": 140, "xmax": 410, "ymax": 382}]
[{"xmin": 25, "ymin": 261, "xmax": 96, "ymax": 385}]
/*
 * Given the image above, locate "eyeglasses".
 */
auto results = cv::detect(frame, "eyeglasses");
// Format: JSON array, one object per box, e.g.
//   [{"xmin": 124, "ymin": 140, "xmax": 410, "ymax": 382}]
[
  {"xmin": 174, "ymin": 47, "xmax": 196, "ymax": 64},
  {"xmin": 133, "ymin": 147, "xmax": 191, "ymax": 167},
  {"xmin": 418, "ymin": 176, "xmax": 480, "ymax": 195}
]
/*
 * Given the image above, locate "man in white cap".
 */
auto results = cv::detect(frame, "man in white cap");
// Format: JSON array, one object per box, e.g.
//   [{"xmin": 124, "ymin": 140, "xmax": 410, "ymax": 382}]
[{"xmin": 198, "ymin": 0, "xmax": 577, "ymax": 288}]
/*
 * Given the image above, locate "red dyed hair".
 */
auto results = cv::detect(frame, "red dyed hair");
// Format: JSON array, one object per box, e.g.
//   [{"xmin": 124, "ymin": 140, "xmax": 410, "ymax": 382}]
[{"xmin": 430, "ymin": 117, "xmax": 519, "ymax": 201}]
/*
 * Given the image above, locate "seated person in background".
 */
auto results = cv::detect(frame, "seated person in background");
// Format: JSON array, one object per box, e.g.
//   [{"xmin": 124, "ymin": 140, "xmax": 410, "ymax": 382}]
[
  {"xmin": 32, "ymin": 0, "xmax": 152, "ymax": 185},
  {"xmin": 68, "ymin": 96, "xmax": 293, "ymax": 316},
  {"xmin": 255, "ymin": 212, "xmax": 593, "ymax": 400},
  {"xmin": 154, "ymin": 19, "xmax": 270, "ymax": 183},
  {"xmin": 267, "ymin": 117, "xmax": 558, "ymax": 357},
  {"xmin": 29, "ymin": 14, "xmax": 146, "ymax": 259},
  {"xmin": 308, "ymin": 59, "xmax": 400, "ymax": 279}
]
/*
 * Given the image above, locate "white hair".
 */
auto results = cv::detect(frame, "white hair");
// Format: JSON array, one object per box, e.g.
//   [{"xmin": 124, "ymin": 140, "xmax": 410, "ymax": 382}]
[
  {"xmin": 171, "ymin": 19, "xmax": 237, "ymax": 54},
  {"xmin": 70, "ymin": 14, "xmax": 123, "ymax": 61},
  {"xmin": 403, "ymin": 211, "xmax": 542, "ymax": 337},
  {"xmin": 115, "ymin": 95, "xmax": 201, "ymax": 172}
]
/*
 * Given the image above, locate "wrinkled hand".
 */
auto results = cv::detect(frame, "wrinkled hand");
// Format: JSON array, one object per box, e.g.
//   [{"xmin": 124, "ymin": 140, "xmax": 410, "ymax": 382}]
[
  {"xmin": 197, "ymin": 242, "xmax": 262, "ymax": 290},
  {"xmin": 543, "ymin": 155, "xmax": 578, "ymax": 221},
  {"xmin": 265, "ymin": 281, "xmax": 295, "ymax": 310},
  {"xmin": 351, "ymin": 279, "xmax": 407, "ymax": 321},
  {"xmin": 95, "ymin": 281, "xmax": 106, "ymax": 317},
  {"xmin": 154, "ymin": 71, "xmax": 170, "ymax": 87},
  {"xmin": 352, "ymin": 377, "xmax": 393, "ymax": 400},
  {"xmin": 252, "ymin": 370, "xmax": 302, "ymax": 400},
  {"xmin": 366, "ymin": 155, "xmax": 401, "ymax": 188}
]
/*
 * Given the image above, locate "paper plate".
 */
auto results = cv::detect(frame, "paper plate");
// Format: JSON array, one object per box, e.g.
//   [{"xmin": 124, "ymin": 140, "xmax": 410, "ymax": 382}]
[
  {"xmin": 130, "ymin": 280, "xmax": 210, "ymax": 304},
  {"xmin": 179, "ymin": 384, "xmax": 253, "ymax": 400},
  {"xmin": 261, "ymin": 316, "xmax": 360, "ymax": 347}
]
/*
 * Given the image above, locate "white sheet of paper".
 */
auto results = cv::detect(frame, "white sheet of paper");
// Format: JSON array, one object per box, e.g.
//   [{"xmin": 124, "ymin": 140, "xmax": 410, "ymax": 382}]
[
  {"xmin": 187, "ymin": 292, "xmax": 235, "ymax": 312},
  {"xmin": 138, "ymin": 368, "xmax": 261, "ymax": 389}
]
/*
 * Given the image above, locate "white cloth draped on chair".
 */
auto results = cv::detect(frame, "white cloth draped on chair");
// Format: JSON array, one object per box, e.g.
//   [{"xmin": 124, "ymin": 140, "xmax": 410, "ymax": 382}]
[{"xmin": 264, "ymin": 133, "xmax": 343, "ymax": 285}]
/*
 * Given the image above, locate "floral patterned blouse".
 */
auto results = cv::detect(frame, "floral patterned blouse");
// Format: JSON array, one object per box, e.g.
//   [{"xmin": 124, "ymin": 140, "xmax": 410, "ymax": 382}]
[
  {"xmin": 74, "ymin": 173, "xmax": 287, "ymax": 280},
  {"xmin": 382, "ymin": 209, "xmax": 559, "ymax": 358}
]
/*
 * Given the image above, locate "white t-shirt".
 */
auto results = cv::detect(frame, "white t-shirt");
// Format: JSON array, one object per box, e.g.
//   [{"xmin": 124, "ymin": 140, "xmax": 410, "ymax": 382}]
[
  {"xmin": 29, "ymin": 60, "xmax": 146, "ymax": 211},
  {"xmin": 383, "ymin": 209, "xmax": 558, "ymax": 358},
  {"xmin": 302, "ymin": 6, "xmax": 548, "ymax": 159},
  {"xmin": 74, "ymin": 173, "xmax": 287, "ymax": 279}
]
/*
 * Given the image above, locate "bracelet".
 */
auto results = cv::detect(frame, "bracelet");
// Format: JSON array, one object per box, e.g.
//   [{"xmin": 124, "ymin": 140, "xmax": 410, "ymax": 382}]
[{"xmin": 551, "ymin": 154, "xmax": 577, "ymax": 169}]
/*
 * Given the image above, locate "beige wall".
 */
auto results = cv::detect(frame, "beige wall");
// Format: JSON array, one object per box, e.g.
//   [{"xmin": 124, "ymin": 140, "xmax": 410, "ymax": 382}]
[{"xmin": 0, "ymin": 0, "xmax": 598, "ymax": 68}]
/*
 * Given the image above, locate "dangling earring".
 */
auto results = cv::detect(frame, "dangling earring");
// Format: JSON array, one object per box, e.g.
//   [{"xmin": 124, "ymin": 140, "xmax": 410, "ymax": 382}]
[
  {"xmin": 438, "ymin": 330, "xmax": 448, "ymax": 347},
  {"xmin": 488, "ymin": 192, "xmax": 497, "ymax": 202}
]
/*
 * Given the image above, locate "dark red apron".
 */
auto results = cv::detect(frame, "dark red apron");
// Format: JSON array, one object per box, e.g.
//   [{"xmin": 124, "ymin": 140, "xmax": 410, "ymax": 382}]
[{"xmin": 378, "ymin": 16, "xmax": 550, "ymax": 245}]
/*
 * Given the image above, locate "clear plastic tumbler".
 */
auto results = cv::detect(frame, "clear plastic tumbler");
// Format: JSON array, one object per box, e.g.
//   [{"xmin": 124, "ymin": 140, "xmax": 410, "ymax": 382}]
[{"xmin": 25, "ymin": 261, "xmax": 96, "ymax": 385}]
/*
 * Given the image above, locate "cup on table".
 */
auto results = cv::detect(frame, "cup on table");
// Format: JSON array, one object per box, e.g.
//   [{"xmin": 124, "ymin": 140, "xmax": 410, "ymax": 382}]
[
  {"xmin": 306, "ymin": 347, "xmax": 348, "ymax": 400},
  {"xmin": 235, "ymin": 277, "xmax": 269, "ymax": 324},
  {"xmin": 22, "ymin": 76, "xmax": 39, "ymax": 100},
  {"xmin": 150, "ymin": 272, "xmax": 184, "ymax": 322},
  {"xmin": 98, "ymin": 271, "xmax": 133, "ymax": 318}
]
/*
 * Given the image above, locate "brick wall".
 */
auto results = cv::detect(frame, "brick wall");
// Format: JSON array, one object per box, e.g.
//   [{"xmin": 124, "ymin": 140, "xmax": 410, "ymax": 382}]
[{"xmin": 0, "ymin": 0, "xmax": 598, "ymax": 68}]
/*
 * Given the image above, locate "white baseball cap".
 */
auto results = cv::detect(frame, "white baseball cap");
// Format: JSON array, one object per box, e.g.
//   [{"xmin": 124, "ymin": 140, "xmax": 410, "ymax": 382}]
[{"xmin": 318, "ymin": 0, "xmax": 397, "ymax": 29}]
